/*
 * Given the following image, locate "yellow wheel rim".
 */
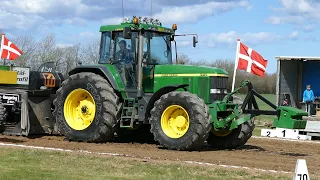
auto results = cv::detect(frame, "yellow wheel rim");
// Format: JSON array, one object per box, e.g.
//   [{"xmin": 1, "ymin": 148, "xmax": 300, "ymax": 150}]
[
  {"xmin": 211, "ymin": 128, "xmax": 232, "ymax": 137},
  {"xmin": 64, "ymin": 88, "xmax": 96, "ymax": 130},
  {"xmin": 161, "ymin": 105, "xmax": 190, "ymax": 138}
]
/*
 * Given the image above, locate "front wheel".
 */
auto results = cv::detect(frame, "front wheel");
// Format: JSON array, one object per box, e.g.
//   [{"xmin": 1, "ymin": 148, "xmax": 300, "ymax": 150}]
[
  {"xmin": 53, "ymin": 72, "xmax": 120, "ymax": 142},
  {"xmin": 149, "ymin": 91, "xmax": 211, "ymax": 151},
  {"xmin": 207, "ymin": 117, "xmax": 255, "ymax": 149},
  {"xmin": 207, "ymin": 95, "xmax": 255, "ymax": 149}
]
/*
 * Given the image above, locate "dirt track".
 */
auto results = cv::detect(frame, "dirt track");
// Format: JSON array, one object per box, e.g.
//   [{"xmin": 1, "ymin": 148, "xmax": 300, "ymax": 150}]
[{"xmin": 0, "ymin": 134, "xmax": 319, "ymax": 177}]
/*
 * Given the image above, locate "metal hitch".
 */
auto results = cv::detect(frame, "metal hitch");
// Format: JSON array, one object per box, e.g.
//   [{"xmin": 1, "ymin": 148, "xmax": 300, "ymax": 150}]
[{"xmin": 212, "ymin": 80, "xmax": 308, "ymax": 131}]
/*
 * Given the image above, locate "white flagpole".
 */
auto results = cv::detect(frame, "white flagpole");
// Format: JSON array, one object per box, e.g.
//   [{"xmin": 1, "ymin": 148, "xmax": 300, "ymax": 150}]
[
  {"xmin": 0, "ymin": 34, "xmax": 4, "ymax": 65},
  {"xmin": 231, "ymin": 38, "xmax": 240, "ymax": 92}
]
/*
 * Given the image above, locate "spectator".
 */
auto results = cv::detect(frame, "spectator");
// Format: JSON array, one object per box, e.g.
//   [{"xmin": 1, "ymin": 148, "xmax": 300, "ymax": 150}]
[
  {"xmin": 282, "ymin": 98, "xmax": 289, "ymax": 106},
  {"xmin": 303, "ymin": 84, "xmax": 314, "ymax": 116}
]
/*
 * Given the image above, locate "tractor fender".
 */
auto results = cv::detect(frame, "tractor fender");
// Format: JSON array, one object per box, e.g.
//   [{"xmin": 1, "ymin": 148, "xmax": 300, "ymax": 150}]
[
  {"xmin": 145, "ymin": 84, "xmax": 189, "ymax": 118},
  {"xmin": 68, "ymin": 65, "xmax": 119, "ymax": 90}
]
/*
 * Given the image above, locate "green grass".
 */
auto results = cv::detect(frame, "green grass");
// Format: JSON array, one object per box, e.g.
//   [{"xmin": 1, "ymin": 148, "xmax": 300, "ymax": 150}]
[
  {"xmin": 237, "ymin": 94, "xmax": 276, "ymax": 126},
  {"xmin": 0, "ymin": 147, "xmax": 291, "ymax": 180},
  {"xmin": 236, "ymin": 94, "xmax": 276, "ymax": 111}
]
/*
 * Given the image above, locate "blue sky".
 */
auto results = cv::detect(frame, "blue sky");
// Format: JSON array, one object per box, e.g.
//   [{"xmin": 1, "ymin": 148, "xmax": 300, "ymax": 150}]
[{"xmin": 1, "ymin": 0, "xmax": 320, "ymax": 74}]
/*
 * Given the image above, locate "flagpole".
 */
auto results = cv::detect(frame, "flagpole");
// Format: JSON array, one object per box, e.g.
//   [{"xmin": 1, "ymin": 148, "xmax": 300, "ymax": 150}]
[
  {"xmin": 231, "ymin": 38, "xmax": 240, "ymax": 92},
  {"xmin": 0, "ymin": 33, "xmax": 4, "ymax": 65}
]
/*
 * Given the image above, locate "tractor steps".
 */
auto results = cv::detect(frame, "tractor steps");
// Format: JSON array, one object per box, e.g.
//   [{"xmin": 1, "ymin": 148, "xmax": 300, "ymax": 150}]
[{"xmin": 120, "ymin": 98, "xmax": 139, "ymax": 128}]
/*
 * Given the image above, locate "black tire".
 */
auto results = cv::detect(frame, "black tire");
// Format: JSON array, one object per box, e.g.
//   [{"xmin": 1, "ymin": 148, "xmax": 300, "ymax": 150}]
[
  {"xmin": 0, "ymin": 103, "xmax": 6, "ymax": 124},
  {"xmin": 207, "ymin": 95, "xmax": 255, "ymax": 149},
  {"xmin": 149, "ymin": 91, "xmax": 211, "ymax": 151},
  {"xmin": 53, "ymin": 72, "xmax": 120, "ymax": 142}
]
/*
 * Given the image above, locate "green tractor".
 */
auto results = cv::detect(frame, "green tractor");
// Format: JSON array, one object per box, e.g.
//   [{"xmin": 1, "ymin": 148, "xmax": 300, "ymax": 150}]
[{"xmin": 52, "ymin": 16, "xmax": 308, "ymax": 150}]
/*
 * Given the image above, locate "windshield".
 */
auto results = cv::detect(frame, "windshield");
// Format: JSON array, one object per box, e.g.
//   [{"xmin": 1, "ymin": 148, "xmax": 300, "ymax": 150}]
[
  {"xmin": 143, "ymin": 32, "xmax": 172, "ymax": 65},
  {"xmin": 99, "ymin": 31, "xmax": 112, "ymax": 64},
  {"xmin": 99, "ymin": 31, "xmax": 172, "ymax": 65},
  {"xmin": 99, "ymin": 31, "xmax": 138, "ymax": 64}
]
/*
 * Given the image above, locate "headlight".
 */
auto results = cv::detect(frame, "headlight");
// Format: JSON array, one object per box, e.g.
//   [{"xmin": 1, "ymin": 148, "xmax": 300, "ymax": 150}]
[{"xmin": 210, "ymin": 89, "xmax": 227, "ymax": 94}]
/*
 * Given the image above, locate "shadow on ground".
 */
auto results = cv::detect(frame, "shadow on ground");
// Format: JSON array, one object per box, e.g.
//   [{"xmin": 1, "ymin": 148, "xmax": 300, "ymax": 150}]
[{"xmin": 0, "ymin": 138, "xmax": 24, "ymax": 143}]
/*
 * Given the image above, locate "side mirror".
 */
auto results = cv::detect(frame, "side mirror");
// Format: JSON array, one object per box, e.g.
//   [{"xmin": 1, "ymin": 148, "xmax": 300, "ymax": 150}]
[
  {"xmin": 123, "ymin": 27, "xmax": 132, "ymax": 39},
  {"xmin": 193, "ymin": 36, "xmax": 198, "ymax": 47},
  {"xmin": 170, "ymin": 35, "xmax": 174, "ymax": 41}
]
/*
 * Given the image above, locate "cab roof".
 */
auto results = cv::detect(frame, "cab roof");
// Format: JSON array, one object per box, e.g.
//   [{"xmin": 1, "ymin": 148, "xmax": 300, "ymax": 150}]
[{"xmin": 99, "ymin": 16, "xmax": 174, "ymax": 34}]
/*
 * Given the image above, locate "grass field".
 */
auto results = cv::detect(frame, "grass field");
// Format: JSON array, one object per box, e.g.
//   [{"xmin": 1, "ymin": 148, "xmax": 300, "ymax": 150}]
[{"xmin": 0, "ymin": 147, "xmax": 292, "ymax": 180}]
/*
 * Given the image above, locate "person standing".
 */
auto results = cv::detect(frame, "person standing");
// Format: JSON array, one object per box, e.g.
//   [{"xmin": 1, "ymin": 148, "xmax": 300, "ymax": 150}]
[{"xmin": 303, "ymin": 85, "xmax": 315, "ymax": 116}]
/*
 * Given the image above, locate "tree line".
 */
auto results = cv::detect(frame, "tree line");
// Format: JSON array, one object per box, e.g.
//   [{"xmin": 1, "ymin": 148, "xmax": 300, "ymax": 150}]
[
  {"xmin": 0, "ymin": 33, "xmax": 99, "ymax": 78},
  {"xmin": 0, "ymin": 32, "xmax": 276, "ymax": 94}
]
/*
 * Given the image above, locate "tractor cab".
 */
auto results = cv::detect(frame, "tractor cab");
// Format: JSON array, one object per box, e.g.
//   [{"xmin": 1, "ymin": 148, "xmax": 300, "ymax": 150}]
[{"xmin": 98, "ymin": 16, "xmax": 197, "ymax": 90}]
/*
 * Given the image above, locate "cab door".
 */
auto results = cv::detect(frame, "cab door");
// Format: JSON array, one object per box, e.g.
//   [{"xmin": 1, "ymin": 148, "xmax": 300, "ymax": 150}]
[{"xmin": 141, "ymin": 36, "xmax": 155, "ymax": 92}]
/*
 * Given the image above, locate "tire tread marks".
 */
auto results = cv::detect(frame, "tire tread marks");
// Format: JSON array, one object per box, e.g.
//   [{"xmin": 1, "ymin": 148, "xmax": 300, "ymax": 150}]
[{"xmin": 53, "ymin": 72, "xmax": 120, "ymax": 143}]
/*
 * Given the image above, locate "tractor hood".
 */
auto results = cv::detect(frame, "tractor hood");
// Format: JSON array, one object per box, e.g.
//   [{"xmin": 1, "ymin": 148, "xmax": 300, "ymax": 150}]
[{"xmin": 153, "ymin": 64, "xmax": 229, "ymax": 77}]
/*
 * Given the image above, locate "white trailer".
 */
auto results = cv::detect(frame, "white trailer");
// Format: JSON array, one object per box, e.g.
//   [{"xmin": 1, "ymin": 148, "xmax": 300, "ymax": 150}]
[
  {"xmin": 275, "ymin": 56, "xmax": 320, "ymax": 108},
  {"xmin": 275, "ymin": 56, "xmax": 320, "ymax": 139}
]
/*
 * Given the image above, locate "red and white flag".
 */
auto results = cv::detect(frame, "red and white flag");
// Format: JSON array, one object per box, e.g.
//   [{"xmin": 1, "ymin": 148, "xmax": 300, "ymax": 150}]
[
  {"xmin": 0, "ymin": 34, "xmax": 23, "ymax": 60},
  {"xmin": 236, "ymin": 40, "xmax": 268, "ymax": 77},
  {"xmin": 231, "ymin": 39, "xmax": 268, "ymax": 91}
]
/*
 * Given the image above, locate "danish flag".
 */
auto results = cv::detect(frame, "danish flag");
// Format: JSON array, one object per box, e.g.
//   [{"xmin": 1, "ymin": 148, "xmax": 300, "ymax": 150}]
[
  {"xmin": 236, "ymin": 40, "xmax": 268, "ymax": 77},
  {"xmin": 0, "ymin": 34, "xmax": 23, "ymax": 60}
]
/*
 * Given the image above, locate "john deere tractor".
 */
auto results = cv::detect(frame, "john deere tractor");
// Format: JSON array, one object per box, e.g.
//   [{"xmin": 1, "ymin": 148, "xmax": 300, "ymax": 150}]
[{"xmin": 53, "ymin": 16, "xmax": 308, "ymax": 150}]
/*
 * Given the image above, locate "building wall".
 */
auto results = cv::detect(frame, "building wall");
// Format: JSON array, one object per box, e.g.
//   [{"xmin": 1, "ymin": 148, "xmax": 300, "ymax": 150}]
[
  {"xmin": 278, "ymin": 60, "xmax": 300, "ymax": 108},
  {"xmin": 302, "ymin": 61, "xmax": 320, "ymax": 97}
]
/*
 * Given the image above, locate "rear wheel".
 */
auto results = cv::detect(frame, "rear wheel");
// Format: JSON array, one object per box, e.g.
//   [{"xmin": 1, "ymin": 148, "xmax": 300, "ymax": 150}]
[
  {"xmin": 149, "ymin": 91, "xmax": 211, "ymax": 150},
  {"xmin": 53, "ymin": 72, "xmax": 120, "ymax": 142},
  {"xmin": 207, "ymin": 95, "xmax": 255, "ymax": 149}
]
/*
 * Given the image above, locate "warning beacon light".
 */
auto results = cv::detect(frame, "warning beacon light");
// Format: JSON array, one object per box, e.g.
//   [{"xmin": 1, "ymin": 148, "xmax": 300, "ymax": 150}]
[
  {"xmin": 133, "ymin": 17, "xmax": 139, "ymax": 25},
  {"xmin": 172, "ymin": 24, "xmax": 177, "ymax": 31}
]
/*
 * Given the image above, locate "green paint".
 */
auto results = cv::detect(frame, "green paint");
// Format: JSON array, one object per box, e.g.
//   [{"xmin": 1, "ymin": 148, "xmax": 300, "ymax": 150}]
[
  {"xmin": 104, "ymin": 64, "xmax": 125, "ymax": 91},
  {"xmin": 208, "ymin": 101, "xmax": 243, "ymax": 130},
  {"xmin": 273, "ymin": 106, "xmax": 307, "ymax": 129},
  {"xmin": 142, "ymin": 67, "xmax": 154, "ymax": 92},
  {"xmin": 153, "ymin": 65, "xmax": 228, "ymax": 104},
  {"xmin": 0, "ymin": 65, "xmax": 10, "ymax": 71},
  {"xmin": 198, "ymin": 77, "xmax": 209, "ymax": 103},
  {"xmin": 208, "ymin": 100, "xmax": 308, "ymax": 132},
  {"xmin": 154, "ymin": 64, "xmax": 229, "ymax": 75},
  {"xmin": 229, "ymin": 114, "xmax": 253, "ymax": 130}
]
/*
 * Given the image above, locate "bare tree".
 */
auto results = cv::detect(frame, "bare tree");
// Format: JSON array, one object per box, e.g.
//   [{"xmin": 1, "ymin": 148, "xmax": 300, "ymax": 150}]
[
  {"xmin": 35, "ymin": 33, "xmax": 63, "ymax": 70},
  {"xmin": 57, "ymin": 43, "xmax": 83, "ymax": 77},
  {"xmin": 11, "ymin": 34, "xmax": 37, "ymax": 67},
  {"xmin": 175, "ymin": 53, "xmax": 190, "ymax": 64},
  {"xmin": 81, "ymin": 39, "xmax": 100, "ymax": 64}
]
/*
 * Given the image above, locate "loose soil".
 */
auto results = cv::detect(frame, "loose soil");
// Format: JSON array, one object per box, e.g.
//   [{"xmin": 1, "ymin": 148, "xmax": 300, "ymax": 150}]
[{"xmin": 0, "ymin": 134, "xmax": 319, "ymax": 178}]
